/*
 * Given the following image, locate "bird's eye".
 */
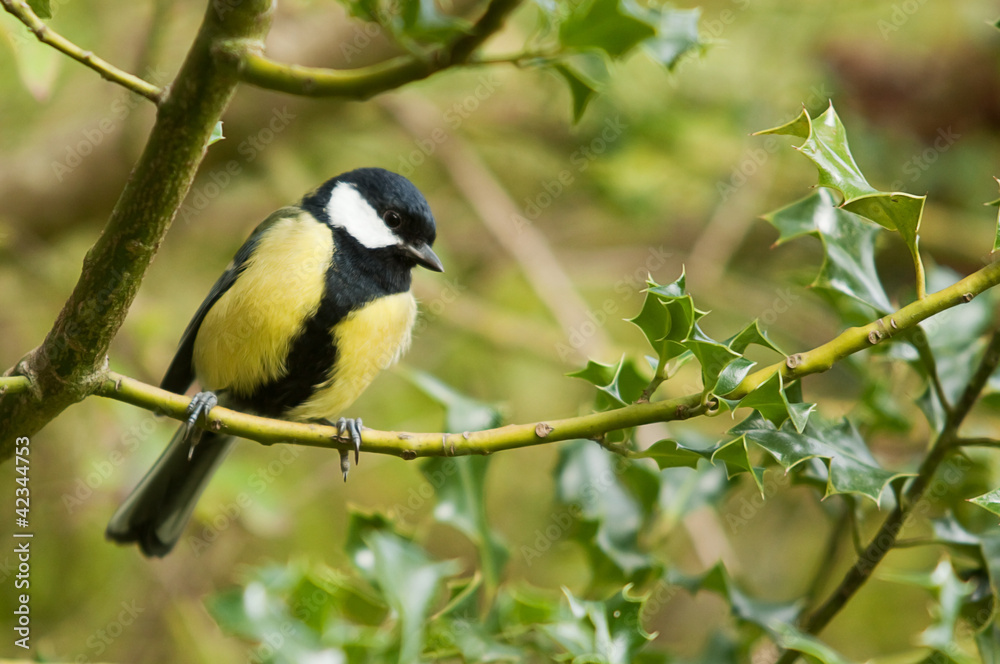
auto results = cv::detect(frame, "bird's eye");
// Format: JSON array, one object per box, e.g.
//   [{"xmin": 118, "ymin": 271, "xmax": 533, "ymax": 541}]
[{"xmin": 384, "ymin": 210, "xmax": 403, "ymax": 229}]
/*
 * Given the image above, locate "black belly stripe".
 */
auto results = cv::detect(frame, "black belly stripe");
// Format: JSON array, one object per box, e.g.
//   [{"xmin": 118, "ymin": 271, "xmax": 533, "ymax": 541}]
[{"xmin": 232, "ymin": 230, "xmax": 414, "ymax": 419}]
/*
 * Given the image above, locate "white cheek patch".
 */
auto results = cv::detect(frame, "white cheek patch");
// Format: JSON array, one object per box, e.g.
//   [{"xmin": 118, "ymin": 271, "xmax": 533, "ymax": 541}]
[{"xmin": 325, "ymin": 182, "xmax": 400, "ymax": 249}]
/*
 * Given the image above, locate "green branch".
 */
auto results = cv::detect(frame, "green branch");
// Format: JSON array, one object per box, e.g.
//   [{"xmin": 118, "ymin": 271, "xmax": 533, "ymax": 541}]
[
  {"xmin": 775, "ymin": 329, "xmax": 1000, "ymax": 664},
  {"xmin": 86, "ymin": 259, "xmax": 1000, "ymax": 460},
  {"xmin": 0, "ymin": 0, "xmax": 274, "ymax": 459},
  {"xmin": 0, "ymin": 0, "xmax": 163, "ymax": 102},
  {"xmin": 234, "ymin": 0, "xmax": 522, "ymax": 98}
]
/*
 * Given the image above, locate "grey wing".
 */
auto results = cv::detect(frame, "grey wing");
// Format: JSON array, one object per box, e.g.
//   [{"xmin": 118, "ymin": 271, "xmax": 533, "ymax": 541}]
[{"xmin": 159, "ymin": 207, "xmax": 300, "ymax": 394}]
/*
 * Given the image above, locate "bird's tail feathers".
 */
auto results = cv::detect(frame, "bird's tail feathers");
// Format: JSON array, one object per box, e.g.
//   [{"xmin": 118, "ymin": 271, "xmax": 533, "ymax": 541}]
[{"xmin": 106, "ymin": 425, "xmax": 234, "ymax": 557}]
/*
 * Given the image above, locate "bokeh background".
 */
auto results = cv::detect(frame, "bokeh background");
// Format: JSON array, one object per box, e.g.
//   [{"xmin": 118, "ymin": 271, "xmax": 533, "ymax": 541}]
[{"xmin": 2, "ymin": 0, "xmax": 1000, "ymax": 661}]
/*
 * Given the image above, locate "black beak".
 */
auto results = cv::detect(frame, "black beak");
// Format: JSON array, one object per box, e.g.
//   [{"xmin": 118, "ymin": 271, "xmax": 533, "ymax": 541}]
[{"xmin": 403, "ymin": 241, "xmax": 444, "ymax": 272}]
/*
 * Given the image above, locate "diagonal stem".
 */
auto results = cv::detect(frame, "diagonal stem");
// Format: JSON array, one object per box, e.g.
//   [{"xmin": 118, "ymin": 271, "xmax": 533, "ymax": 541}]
[{"xmin": 775, "ymin": 330, "xmax": 1000, "ymax": 664}]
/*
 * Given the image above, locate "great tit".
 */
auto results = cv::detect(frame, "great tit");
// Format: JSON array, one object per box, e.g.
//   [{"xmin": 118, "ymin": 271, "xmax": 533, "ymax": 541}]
[{"xmin": 106, "ymin": 167, "xmax": 443, "ymax": 557}]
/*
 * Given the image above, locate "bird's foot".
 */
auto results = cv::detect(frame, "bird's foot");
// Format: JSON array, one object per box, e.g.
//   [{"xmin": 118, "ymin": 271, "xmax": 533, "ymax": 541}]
[
  {"xmin": 324, "ymin": 417, "xmax": 362, "ymax": 482},
  {"xmin": 184, "ymin": 391, "xmax": 219, "ymax": 459}
]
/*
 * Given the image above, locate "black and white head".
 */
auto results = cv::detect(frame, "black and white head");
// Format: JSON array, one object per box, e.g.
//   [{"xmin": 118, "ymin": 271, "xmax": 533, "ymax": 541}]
[{"xmin": 304, "ymin": 168, "xmax": 444, "ymax": 273}]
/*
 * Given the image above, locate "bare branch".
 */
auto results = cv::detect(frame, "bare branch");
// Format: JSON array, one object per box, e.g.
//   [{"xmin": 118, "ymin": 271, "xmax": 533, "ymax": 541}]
[{"xmin": 1, "ymin": 0, "xmax": 163, "ymax": 102}]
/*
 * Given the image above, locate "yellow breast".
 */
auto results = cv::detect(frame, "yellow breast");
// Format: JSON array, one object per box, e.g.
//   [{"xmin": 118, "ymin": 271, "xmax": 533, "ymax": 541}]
[
  {"xmin": 288, "ymin": 291, "xmax": 417, "ymax": 421},
  {"xmin": 193, "ymin": 213, "xmax": 333, "ymax": 395}
]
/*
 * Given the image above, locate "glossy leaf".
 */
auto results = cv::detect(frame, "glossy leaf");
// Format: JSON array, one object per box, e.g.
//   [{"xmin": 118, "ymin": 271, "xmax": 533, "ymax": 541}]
[
  {"xmin": 668, "ymin": 563, "xmax": 802, "ymax": 632},
  {"xmin": 423, "ymin": 456, "xmax": 509, "ymax": 601},
  {"xmin": 733, "ymin": 371, "xmax": 814, "ymax": 432},
  {"xmin": 0, "ymin": 15, "xmax": 61, "ymax": 101},
  {"xmin": 763, "ymin": 190, "xmax": 892, "ymax": 313},
  {"xmin": 560, "ymin": 0, "xmax": 656, "ymax": 59},
  {"xmin": 540, "ymin": 585, "xmax": 656, "ymax": 664},
  {"xmin": 711, "ymin": 436, "xmax": 765, "ymax": 494},
  {"xmin": 640, "ymin": 6, "xmax": 702, "ymax": 70},
  {"xmin": 555, "ymin": 63, "xmax": 598, "ymax": 123},
  {"xmin": 555, "ymin": 440, "xmax": 659, "ymax": 587},
  {"xmin": 970, "ymin": 488, "xmax": 1000, "ymax": 518},
  {"xmin": 987, "ymin": 180, "xmax": 1000, "ymax": 252},
  {"xmin": 569, "ymin": 355, "xmax": 648, "ymax": 408},
  {"xmin": 729, "ymin": 412, "xmax": 910, "ymax": 503},
  {"xmin": 399, "ymin": 0, "xmax": 471, "ymax": 42},
  {"xmin": 771, "ymin": 623, "xmax": 853, "ymax": 664},
  {"xmin": 757, "ymin": 103, "xmax": 926, "ymax": 294},
  {"xmin": 365, "ymin": 530, "xmax": 461, "ymax": 664},
  {"xmin": 27, "ymin": 0, "xmax": 51, "ymax": 18}
]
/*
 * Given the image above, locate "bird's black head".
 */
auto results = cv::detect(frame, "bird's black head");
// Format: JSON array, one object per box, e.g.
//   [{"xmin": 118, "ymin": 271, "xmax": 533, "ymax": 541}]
[{"xmin": 302, "ymin": 168, "xmax": 444, "ymax": 273}]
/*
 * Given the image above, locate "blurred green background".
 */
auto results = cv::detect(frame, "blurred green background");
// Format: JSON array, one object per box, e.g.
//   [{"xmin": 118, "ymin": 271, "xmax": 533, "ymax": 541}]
[{"xmin": 2, "ymin": 0, "xmax": 999, "ymax": 661}]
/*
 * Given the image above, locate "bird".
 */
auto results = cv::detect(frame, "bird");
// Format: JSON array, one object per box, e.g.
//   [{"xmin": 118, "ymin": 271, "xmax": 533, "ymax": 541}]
[{"xmin": 106, "ymin": 167, "xmax": 444, "ymax": 557}]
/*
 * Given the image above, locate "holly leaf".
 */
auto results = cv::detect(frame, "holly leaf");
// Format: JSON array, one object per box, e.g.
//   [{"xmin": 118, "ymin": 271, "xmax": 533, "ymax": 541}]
[
  {"xmin": 757, "ymin": 103, "xmax": 926, "ymax": 295},
  {"xmin": 771, "ymin": 623, "xmax": 854, "ymax": 664},
  {"xmin": 970, "ymin": 488, "xmax": 1000, "ymax": 518},
  {"xmin": 711, "ymin": 435, "xmax": 765, "ymax": 494},
  {"xmin": 726, "ymin": 319, "xmax": 785, "ymax": 356},
  {"xmin": 27, "ymin": 0, "xmax": 50, "ymax": 18},
  {"xmin": 560, "ymin": 0, "xmax": 656, "ymax": 59},
  {"xmin": 554, "ymin": 63, "xmax": 599, "ymax": 123},
  {"xmin": 422, "ymin": 457, "xmax": 509, "ymax": 602},
  {"xmin": 640, "ymin": 6, "xmax": 702, "ymax": 70},
  {"xmin": 406, "ymin": 369, "xmax": 502, "ymax": 434},
  {"xmin": 763, "ymin": 189, "xmax": 892, "ymax": 314},
  {"xmin": 547, "ymin": 585, "xmax": 657, "ymax": 664},
  {"xmin": 365, "ymin": 530, "xmax": 462, "ymax": 663},
  {"xmin": 569, "ymin": 355, "xmax": 648, "ymax": 408},
  {"xmin": 0, "ymin": 14, "xmax": 62, "ymax": 101},
  {"xmin": 556, "ymin": 440, "xmax": 659, "ymax": 588},
  {"xmin": 629, "ymin": 271, "xmax": 700, "ymax": 363},
  {"xmin": 684, "ymin": 328, "xmax": 741, "ymax": 395},
  {"xmin": 635, "ymin": 438, "xmax": 708, "ymax": 471},
  {"xmin": 398, "ymin": 0, "xmax": 471, "ymax": 42},
  {"xmin": 668, "ymin": 563, "xmax": 803, "ymax": 632},
  {"xmin": 733, "ymin": 371, "xmax": 814, "ymax": 433},
  {"xmin": 986, "ymin": 178, "xmax": 1000, "ymax": 252},
  {"xmin": 729, "ymin": 412, "xmax": 911, "ymax": 503},
  {"xmin": 406, "ymin": 372, "xmax": 507, "ymax": 598}
]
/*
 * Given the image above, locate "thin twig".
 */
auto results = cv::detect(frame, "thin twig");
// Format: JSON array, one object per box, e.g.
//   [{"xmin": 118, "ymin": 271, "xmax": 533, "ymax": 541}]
[
  {"xmin": 0, "ymin": 0, "xmax": 163, "ymax": 102},
  {"xmin": 955, "ymin": 437, "xmax": 1000, "ymax": 448},
  {"xmin": 235, "ymin": 0, "xmax": 523, "ymax": 98},
  {"xmin": 775, "ymin": 330, "xmax": 1000, "ymax": 664},
  {"xmin": 908, "ymin": 327, "xmax": 952, "ymax": 417}
]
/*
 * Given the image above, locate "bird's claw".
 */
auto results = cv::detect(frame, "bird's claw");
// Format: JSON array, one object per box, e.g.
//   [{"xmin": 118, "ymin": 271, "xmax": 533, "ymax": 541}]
[
  {"xmin": 339, "ymin": 450, "xmax": 350, "ymax": 482},
  {"xmin": 184, "ymin": 391, "xmax": 218, "ymax": 460},
  {"xmin": 336, "ymin": 417, "xmax": 363, "ymax": 482}
]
